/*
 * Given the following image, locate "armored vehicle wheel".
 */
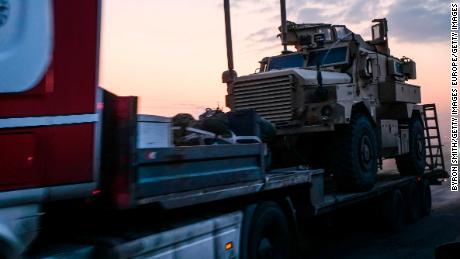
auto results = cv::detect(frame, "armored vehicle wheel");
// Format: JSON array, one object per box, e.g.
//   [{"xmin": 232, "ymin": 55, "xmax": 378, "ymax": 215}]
[
  {"xmin": 396, "ymin": 118, "xmax": 426, "ymax": 176},
  {"xmin": 333, "ymin": 113, "xmax": 377, "ymax": 192}
]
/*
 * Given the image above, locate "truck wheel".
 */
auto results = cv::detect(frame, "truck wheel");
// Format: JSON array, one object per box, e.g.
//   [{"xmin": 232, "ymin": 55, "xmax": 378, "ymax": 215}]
[
  {"xmin": 403, "ymin": 181, "xmax": 420, "ymax": 222},
  {"xmin": 333, "ymin": 113, "xmax": 377, "ymax": 192},
  {"xmin": 0, "ymin": 240, "xmax": 17, "ymax": 259},
  {"xmin": 246, "ymin": 202, "xmax": 292, "ymax": 259},
  {"xmin": 420, "ymin": 179, "xmax": 432, "ymax": 216},
  {"xmin": 381, "ymin": 189, "xmax": 405, "ymax": 232},
  {"xmin": 396, "ymin": 118, "xmax": 426, "ymax": 176}
]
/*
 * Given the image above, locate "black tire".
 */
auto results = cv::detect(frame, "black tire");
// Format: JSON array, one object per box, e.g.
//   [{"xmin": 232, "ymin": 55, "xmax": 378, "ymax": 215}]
[
  {"xmin": 435, "ymin": 242, "xmax": 460, "ymax": 259},
  {"xmin": 403, "ymin": 181, "xmax": 420, "ymax": 222},
  {"xmin": 381, "ymin": 189, "xmax": 405, "ymax": 232},
  {"xmin": 333, "ymin": 113, "xmax": 378, "ymax": 192},
  {"xmin": 420, "ymin": 179, "xmax": 432, "ymax": 216},
  {"xmin": 396, "ymin": 118, "xmax": 426, "ymax": 176},
  {"xmin": 0, "ymin": 240, "xmax": 17, "ymax": 259},
  {"xmin": 246, "ymin": 202, "xmax": 292, "ymax": 259}
]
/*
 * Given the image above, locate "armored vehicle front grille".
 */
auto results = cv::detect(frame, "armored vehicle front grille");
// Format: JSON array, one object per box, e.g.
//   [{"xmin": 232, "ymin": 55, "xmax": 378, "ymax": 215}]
[{"xmin": 233, "ymin": 75, "xmax": 294, "ymax": 126}]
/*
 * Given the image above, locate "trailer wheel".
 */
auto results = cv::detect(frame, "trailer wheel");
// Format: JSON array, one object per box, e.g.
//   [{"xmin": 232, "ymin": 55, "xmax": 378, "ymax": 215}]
[
  {"xmin": 245, "ymin": 202, "xmax": 292, "ymax": 259},
  {"xmin": 396, "ymin": 118, "xmax": 426, "ymax": 176},
  {"xmin": 420, "ymin": 179, "xmax": 432, "ymax": 216},
  {"xmin": 381, "ymin": 189, "xmax": 405, "ymax": 231},
  {"xmin": 333, "ymin": 113, "xmax": 377, "ymax": 192},
  {"xmin": 0, "ymin": 240, "xmax": 17, "ymax": 259},
  {"xmin": 404, "ymin": 182, "xmax": 420, "ymax": 222}
]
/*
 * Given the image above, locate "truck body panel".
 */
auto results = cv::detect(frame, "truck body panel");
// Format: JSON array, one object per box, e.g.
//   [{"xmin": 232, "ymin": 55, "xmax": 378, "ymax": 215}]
[{"xmin": 0, "ymin": 0, "xmax": 101, "ymax": 194}]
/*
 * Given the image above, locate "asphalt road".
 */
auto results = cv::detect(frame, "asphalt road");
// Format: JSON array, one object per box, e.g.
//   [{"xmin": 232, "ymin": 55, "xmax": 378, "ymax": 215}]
[{"xmin": 301, "ymin": 182, "xmax": 460, "ymax": 259}]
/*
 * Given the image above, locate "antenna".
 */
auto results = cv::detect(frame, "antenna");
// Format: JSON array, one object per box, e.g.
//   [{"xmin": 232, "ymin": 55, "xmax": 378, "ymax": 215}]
[
  {"xmin": 280, "ymin": 0, "xmax": 288, "ymax": 53},
  {"xmin": 222, "ymin": 0, "xmax": 237, "ymax": 109},
  {"xmin": 223, "ymin": 0, "xmax": 234, "ymax": 71}
]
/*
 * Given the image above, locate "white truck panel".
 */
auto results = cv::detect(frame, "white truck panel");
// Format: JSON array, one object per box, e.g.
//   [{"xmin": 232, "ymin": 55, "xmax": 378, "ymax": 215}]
[
  {"xmin": 0, "ymin": 0, "xmax": 53, "ymax": 93},
  {"xmin": 137, "ymin": 115, "xmax": 172, "ymax": 149},
  {"xmin": 111, "ymin": 212, "xmax": 242, "ymax": 259}
]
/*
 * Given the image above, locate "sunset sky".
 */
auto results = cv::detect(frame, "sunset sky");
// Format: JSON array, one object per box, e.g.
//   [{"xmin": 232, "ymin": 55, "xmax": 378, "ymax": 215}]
[{"xmin": 100, "ymin": 0, "xmax": 451, "ymax": 138}]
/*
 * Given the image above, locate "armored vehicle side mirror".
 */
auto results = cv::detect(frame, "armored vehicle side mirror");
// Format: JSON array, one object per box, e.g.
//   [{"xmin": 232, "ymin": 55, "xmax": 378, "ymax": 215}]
[
  {"xmin": 372, "ymin": 24, "xmax": 381, "ymax": 41},
  {"xmin": 370, "ymin": 18, "xmax": 389, "ymax": 54},
  {"xmin": 371, "ymin": 23, "xmax": 386, "ymax": 43},
  {"xmin": 401, "ymin": 56, "xmax": 417, "ymax": 80},
  {"xmin": 371, "ymin": 18, "xmax": 388, "ymax": 42}
]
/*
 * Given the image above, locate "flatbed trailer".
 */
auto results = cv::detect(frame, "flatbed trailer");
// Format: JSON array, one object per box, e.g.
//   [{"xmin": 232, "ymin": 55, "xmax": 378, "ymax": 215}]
[
  {"xmin": 12, "ymin": 92, "xmax": 448, "ymax": 258},
  {"xmin": 23, "ymin": 159, "xmax": 441, "ymax": 258},
  {"xmin": 1, "ymin": 77, "xmax": 445, "ymax": 259}
]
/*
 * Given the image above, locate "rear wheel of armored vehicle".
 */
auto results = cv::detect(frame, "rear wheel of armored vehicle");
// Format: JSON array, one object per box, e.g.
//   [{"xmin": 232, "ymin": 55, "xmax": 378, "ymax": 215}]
[
  {"xmin": 333, "ymin": 113, "xmax": 378, "ymax": 192},
  {"xmin": 396, "ymin": 118, "xmax": 426, "ymax": 176}
]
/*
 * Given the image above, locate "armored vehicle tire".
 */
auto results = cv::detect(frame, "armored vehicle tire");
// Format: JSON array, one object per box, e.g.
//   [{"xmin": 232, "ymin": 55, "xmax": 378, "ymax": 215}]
[
  {"xmin": 396, "ymin": 118, "xmax": 426, "ymax": 176},
  {"xmin": 333, "ymin": 113, "xmax": 377, "ymax": 192},
  {"xmin": 246, "ymin": 202, "xmax": 292, "ymax": 259}
]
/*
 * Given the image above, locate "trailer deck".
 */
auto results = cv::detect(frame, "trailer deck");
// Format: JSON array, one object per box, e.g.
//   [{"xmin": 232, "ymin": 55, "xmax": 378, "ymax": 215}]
[
  {"xmin": 137, "ymin": 166, "xmax": 323, "ymax": 209},
  {"xmin": 315, "ymin": 169, "xmax": 441, "ymax": 215}
]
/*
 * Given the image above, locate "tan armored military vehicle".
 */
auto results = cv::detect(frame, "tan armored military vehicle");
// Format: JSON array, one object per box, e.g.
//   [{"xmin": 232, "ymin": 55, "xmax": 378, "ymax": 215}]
[{"xmin": 223, "ymin": 16, "xmax": 425, "ymax": 191}]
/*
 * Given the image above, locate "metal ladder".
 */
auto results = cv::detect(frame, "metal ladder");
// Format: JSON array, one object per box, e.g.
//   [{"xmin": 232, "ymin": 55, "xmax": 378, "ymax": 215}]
[{"xmin": 422, "ymin": 104, "xmax": 446, "ymax": 172}]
